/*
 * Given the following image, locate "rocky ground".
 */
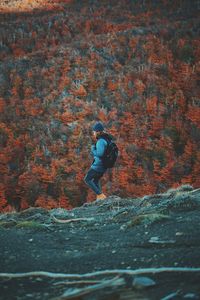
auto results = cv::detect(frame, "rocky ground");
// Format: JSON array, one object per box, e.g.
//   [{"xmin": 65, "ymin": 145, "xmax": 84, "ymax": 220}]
[{"xmin": 0, "ymin": 185, "xmax": 200, "ymax": 300}]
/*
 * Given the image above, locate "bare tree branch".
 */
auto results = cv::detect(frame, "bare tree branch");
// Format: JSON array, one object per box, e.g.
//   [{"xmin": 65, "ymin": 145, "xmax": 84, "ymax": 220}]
[
  {"xmin": 1, "ymin": 267, "xmax": 200, "ymax": 279},
  {"xmin": 53, "ymin": 279, "xmax": 102, "ymax": 286},
  {"xmin": 52, "ymin": 216, "xmax": 95, "ymax": 223},
  {"xmin": 52, "ymin": 276, "xmax": 125, "ymax": 300}
]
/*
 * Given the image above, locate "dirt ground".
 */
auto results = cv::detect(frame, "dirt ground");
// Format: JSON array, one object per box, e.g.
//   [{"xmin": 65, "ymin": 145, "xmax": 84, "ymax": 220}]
[{"xmin": 0, "ymin": 186, "xmax": 200, "ymax": 300}]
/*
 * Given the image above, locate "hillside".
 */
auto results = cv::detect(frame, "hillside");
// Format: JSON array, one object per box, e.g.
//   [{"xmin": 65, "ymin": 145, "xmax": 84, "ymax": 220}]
[
  {"xmin": 0, "ymin": 0, "xmax": 73, "ymax": 13},
  {"xmin": 0, "ymin": 0, "xmax": 200, "ymax": 211},
  {"xmin": 0, "ymin": 185, "xmax": 200, "ymax": 299}
]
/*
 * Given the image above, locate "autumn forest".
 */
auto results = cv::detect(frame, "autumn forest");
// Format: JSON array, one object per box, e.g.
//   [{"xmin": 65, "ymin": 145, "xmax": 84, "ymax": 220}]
[{"xmin": 0, "ymin": 0, "xmax": 199, "ymax": 212}]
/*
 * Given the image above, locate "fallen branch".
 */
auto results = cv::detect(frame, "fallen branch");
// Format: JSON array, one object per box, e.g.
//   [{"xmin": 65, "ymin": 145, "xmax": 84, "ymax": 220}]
[
  {"xmin": 188, "ymin": 187, "xmax": 200, "ymax": 195},
  {"xmin": 53, "ymin": 279, "xmax": 102, "ymax": 286},
  {"xmin": 1, "ymin": 267, "xmax": 200, "ymax": 279},
  {"xmin": 52, "ymin": 216, "xmax": 94, "ymax": 224},
  {"xmin": 52, "ymin": 276, "xmax": 124, "ymax": 300}
]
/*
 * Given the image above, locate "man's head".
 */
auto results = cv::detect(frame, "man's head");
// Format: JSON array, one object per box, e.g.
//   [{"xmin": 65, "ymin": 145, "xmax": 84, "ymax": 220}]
[{"xmin": 92, "ymin": 122, "xmax": 104, "ymax": 138}]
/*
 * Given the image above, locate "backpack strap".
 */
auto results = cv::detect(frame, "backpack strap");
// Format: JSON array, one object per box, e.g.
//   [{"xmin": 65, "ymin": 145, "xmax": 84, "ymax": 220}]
[{"xmin": 98, "ymin": 133, "xmax": 112, "ymax": 144}]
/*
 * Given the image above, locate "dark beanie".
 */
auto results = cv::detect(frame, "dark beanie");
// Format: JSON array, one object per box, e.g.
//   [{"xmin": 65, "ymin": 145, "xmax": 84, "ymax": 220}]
[{"xmin": 92, "ymin": 122, "xmax": 104, "ymax": 132}]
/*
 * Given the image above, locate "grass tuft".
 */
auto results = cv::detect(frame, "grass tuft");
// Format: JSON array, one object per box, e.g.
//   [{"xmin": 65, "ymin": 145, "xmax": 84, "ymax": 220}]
[{"xmin": 126, "ymin": 213, "xmax": 171, "ymax": 228}]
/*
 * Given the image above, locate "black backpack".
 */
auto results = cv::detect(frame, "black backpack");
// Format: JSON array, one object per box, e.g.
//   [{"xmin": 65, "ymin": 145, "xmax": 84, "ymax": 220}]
[{"xmin": 100, "ymin": 134, "xmax": 119, "ymax": 168}]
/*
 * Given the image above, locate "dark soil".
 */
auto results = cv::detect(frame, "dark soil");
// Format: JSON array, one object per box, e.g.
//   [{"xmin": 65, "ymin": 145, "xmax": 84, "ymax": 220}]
[{"xmin": 0, "ymin": 186, "xmax": 200, "ymax": 300}]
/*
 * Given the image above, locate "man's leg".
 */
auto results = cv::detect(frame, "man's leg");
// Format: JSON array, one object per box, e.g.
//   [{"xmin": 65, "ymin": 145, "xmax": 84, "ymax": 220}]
[
  {"xmin": 93, "ymin": 176, "xmax": 107, "ymax": 200},
  {"xmin": 93, "ymin": 176, "xmax": 102, "ymax": 193},
  {"xmin": 84, "ymin": 169, "xmax": 104, "ymax": 195}
]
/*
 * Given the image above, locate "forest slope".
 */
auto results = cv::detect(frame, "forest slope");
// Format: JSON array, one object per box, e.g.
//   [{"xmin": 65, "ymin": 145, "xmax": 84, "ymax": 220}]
[{"xmin": 0, "ymin": 0, "xmax": 200, "ymax": 211}]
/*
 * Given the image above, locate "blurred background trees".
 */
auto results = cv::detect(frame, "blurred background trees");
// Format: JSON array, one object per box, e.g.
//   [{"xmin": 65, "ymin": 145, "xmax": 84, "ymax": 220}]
[{"xmin": 0, "ymin": 0, "xmax": 199, "ymax": 211}]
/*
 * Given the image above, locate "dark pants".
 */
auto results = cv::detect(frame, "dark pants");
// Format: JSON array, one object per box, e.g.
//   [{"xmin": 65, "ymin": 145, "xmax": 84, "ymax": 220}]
[{"xmin": 84, "ymin": 168, "xmax": 104, "ymax": 195}]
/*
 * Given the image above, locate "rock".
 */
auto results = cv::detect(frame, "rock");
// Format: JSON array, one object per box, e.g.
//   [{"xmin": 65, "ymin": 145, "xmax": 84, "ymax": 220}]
[
  {"xmin": 25, "ymin": 294, "xmax": 34, "ymax": 298},
  {"xmin": 169, "ymin": 185, "xmax": 194, "ymax": 193},
  {"xmin": 175, "ymin": 232, "xmax": 184, "ymax": 236},
  {"xmin": 132, "ymin": 276, "xmax": 156, "ymax": 289},
  {"xmin": 149, "ymin": 237, "xmax": 176, "ymax": 244},
  {"xmin": 50, "ymin": 208, "xmax": 73, "ymax": 218},
  {"xmin": 18, "ymin": 207, "xmax": 48, "ymax": 218},
  {"xmin": 183, "ymin": 293, "xmax": 199, "ymax": 299},
  {"xmin": 161, "ymin": 291, "xmax": 179, "ymax": 300},
  {"xmin": 149, "ymin": 236, "xmax": 159, "ymax": 242},
  {"xmin": 127, "ymin": 213, "xmax": 171, "ymax": 228}
]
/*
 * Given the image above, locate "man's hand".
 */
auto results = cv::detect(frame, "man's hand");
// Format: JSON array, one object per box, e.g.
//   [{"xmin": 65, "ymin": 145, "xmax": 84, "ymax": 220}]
[{"xmin": 91, "ymin": 144, "xmax": 96, "ymax": 151}]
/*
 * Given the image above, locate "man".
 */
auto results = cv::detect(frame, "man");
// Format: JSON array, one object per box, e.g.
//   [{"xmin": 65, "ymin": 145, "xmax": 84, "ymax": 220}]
[{"xmin": 84, "ymin": 121, "xmax": 111, "ymax": 200}]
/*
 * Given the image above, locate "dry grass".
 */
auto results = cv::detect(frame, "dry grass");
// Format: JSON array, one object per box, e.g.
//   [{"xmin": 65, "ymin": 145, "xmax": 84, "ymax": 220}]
[
  {"xmin": 0, "ymin": 220, "xmax": 45, "ymax": 229},
  {"xmin": 125, "ymin": 213, "xmax": 171, "ymax": 228},
  {"xmin": 0, "ymin": 0, "xmax": 73, "ymax": 13}
]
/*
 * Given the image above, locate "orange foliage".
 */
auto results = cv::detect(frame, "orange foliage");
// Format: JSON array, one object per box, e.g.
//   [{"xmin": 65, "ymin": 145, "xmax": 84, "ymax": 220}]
[
  {"xmin": 153, "ymin": 160, "xmax": 161, "ymax": 181},
  {"xmin": 20, "ymin": 199, "xmax": 29, "ymax": 210},
  {"xmin": 129, "ymin": 37, "xmax": 138, "ymax": 49},
  {"xmin": 0, "ymin": 98, "xmax": 5, "ymax": 113},
  {"xmin": 0, "ymin": 1, "xmax": 199, "ymax": 211},
  {"xmin": 146, "ymin": 96, "xmax": 158, "ymax": 114},
  {"xmin": 72, "ymin": 85, "xmax": 87, "ymax": 97},
  {"xmin": 186, "ymin": 106, "xmax": 200, "ymax": 128},
  {"xmin": 98, "ymin": 109, "xmax": 108, "ymax": 122},
  {"xmin": 85, "ymin": 20, "xmax": 91, "ymax": 32},
  {"xmin": 148, "ymin": 117, "xmax": 163, "ymax": 136},
  {"xmin": 0, "ymin": 184, "xmax": 7, "ymax": 212},
  {"xmin": 108, "ymin": 108, "xmax": 118, "ymax": 120},
  {"xmin": 31, "ymin": 165, "xmax": 55, "ymax": 183},
  {"xmin": 12, "ymin": 47, "xmax": 26, "ymax": 57},
  {"xmin": 148, "ymin": 54, "xmax": 164, "ymax": 65},
  {"xmin": 35, "ymin": 195, "xmax": 57, "ymax": 209},
  {"xmin": 59, "ymin": 111, "xmax": 75, "ymax": 125},
  {"xmin": 24, "ymin": 87, "xmax": 34, "ymax": 97},
  {"xmin": 134, "ymin": 79, "xmax": 145, "ymax": 94},
  {"xmin": 177, "ymin": 38, "xmax": 186, "ymax": 48},
  {"xmin": 136, "ymin": 166, "xmax": 144, "ymax": 179},
  {"xmin": 179, "ymin": 63, "xmax": 191, "ymax": 78},
  {"xmin": 87, "ymin": 80, "xmax": 101, "ymax": 92},
  {"xmin": 118, "ymin": 169, "xmax": 129, "ymax": 188},
  {"xmin": 107, "ymin": 80, "xmax": 119, "ymax": 91},
  {"xmin": 58, "ymin": 195, "xmax": 73, "ymax": 209},
  {"xmin": 23, "ymin": 98, "xmax": 43, "ymax": 116}
]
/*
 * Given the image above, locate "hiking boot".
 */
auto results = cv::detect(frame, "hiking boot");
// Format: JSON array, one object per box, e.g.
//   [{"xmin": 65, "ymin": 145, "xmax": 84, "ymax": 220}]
[{"xmin": 96, "ymin": 193, "xmax": 107, "ymax": 200}]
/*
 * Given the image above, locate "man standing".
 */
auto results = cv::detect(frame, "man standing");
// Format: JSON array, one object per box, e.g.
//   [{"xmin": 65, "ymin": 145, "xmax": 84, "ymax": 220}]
[{"xmin": 84, "ymin": 122, "xmax": 111, "ymax": 201}]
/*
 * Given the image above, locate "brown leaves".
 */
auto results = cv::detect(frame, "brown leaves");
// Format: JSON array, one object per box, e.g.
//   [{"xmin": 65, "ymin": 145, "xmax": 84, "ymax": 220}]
[
  {"xmin": 71, "ymin": 85, "xmax": 87, "ymax": 97},
  {"xmin": 0, "ymin": 98, "xmax": 6, "ymax": 113},
  {"xmin": 23, "ymin": 98, "xmax": 44, "ymax": 116},
  {"xmin": 59, "ymin": 111, "xmax": 75, "ymax": 125},
  {"xmin": 107, "ymin": 80, "xmax": 119, "ymax": 92},
  {"xmin": 31, "ymin": 165, "xmax": 55, "ymax": 184},
  {"xmin": 146, "ymin": 96, "xmax": 158, "ymax": 114},
  {"xmin": 186, "ymin": 106, "xmax": 200, "ymax": 128},
  {"xmin": 0, "ymin": 1, "xmax": 199, "ymax": 211}
]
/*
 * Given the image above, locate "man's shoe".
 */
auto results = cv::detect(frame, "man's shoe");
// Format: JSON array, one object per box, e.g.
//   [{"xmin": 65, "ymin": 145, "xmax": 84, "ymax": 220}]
[{"xmin": 96, "ymin": 193, "xmax": 107, "ymax": 200}]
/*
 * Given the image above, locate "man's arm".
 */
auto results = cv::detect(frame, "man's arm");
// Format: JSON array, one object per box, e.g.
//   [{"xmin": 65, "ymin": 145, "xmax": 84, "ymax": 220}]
[{"xmin": 91, "ymin": 139, "xmax": 107, "ymax": 157}]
